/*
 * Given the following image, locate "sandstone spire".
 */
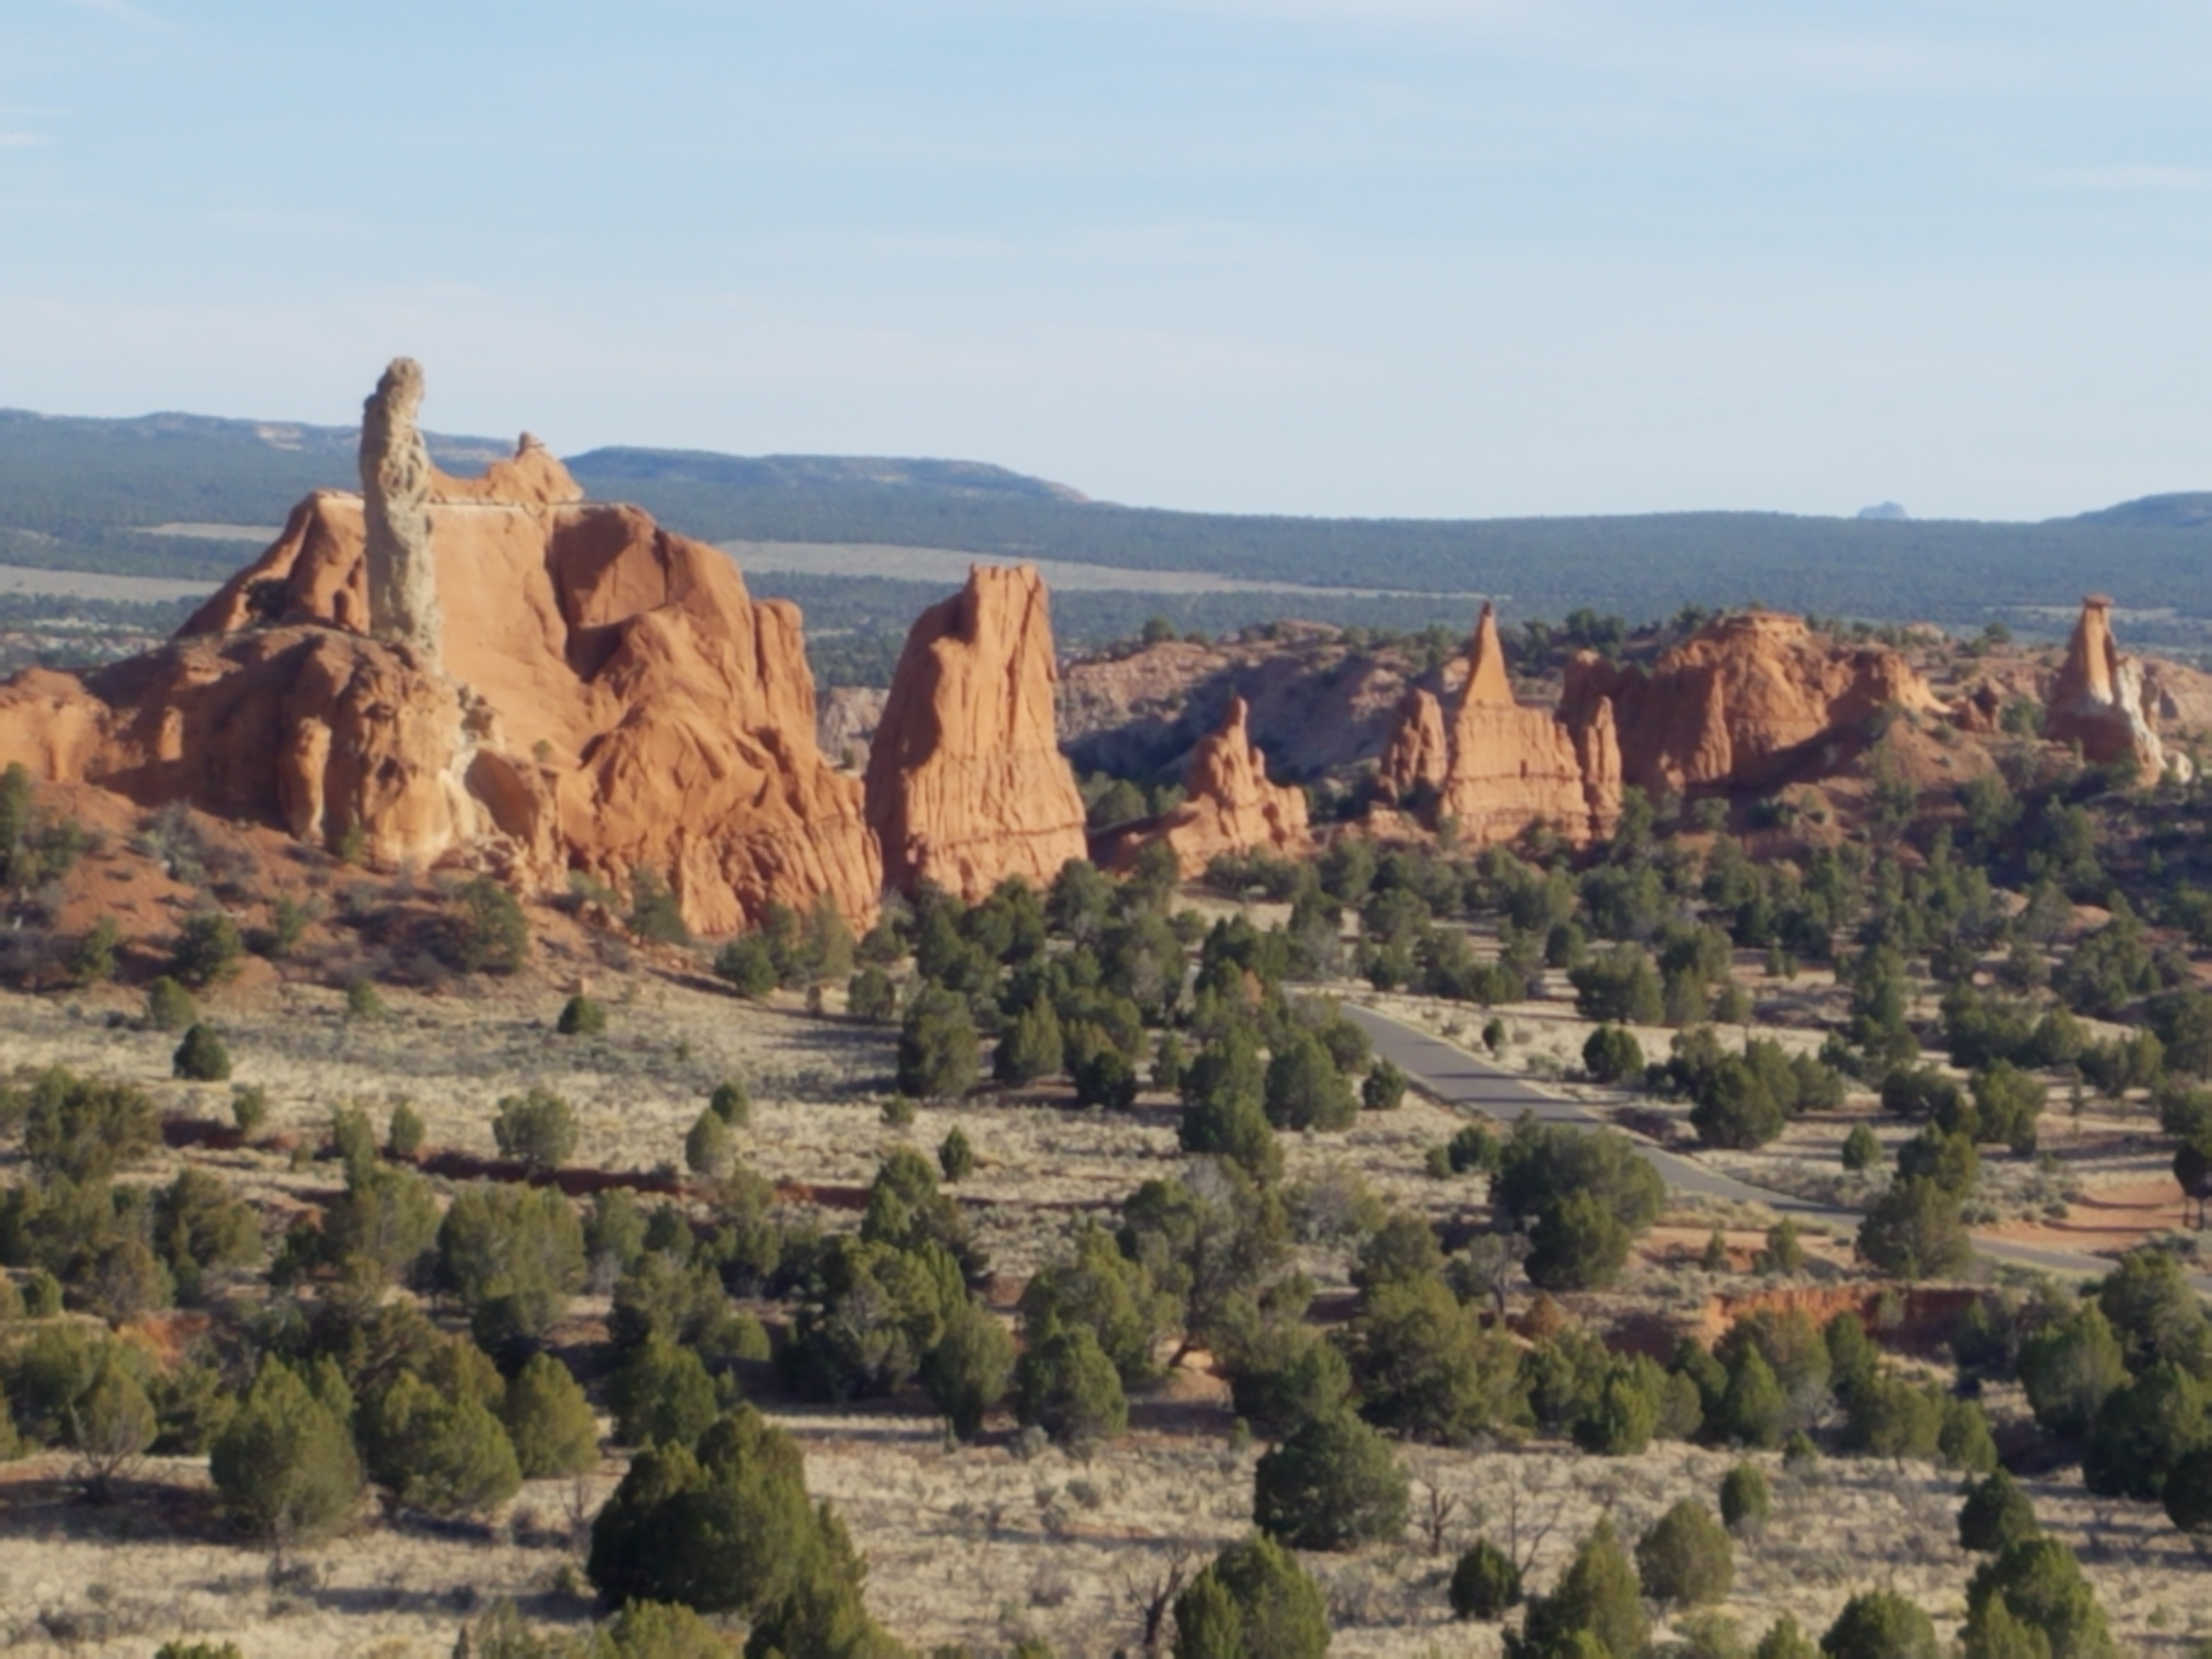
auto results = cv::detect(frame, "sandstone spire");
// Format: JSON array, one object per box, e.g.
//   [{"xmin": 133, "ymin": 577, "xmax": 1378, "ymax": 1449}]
[
  {"xmin": 359, "ymin": 357, "xmax": 443, "ymax": 663},
  {"xmin": 1465, "ymin": 601, "xmax": 1514, "ymax": 707},
  {"xmin": 864, "ymin": 564, "xmax": 1088, "ymax": 899},
  {"xmin": 2045, "ymin": 595, "xmax": 2180, "ymax": 778},
  {"xmin": 1098, "ymin": 694, "xmax": 1310, "ymax": 875},
  {"xmin": 1376, "ymin": 686, "xmax": 1449, "ymax": 804}
]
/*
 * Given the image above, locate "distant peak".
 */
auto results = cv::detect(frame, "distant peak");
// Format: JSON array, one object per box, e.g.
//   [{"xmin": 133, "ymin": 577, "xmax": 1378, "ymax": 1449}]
[{"xmin": 1855, "ymin": 501, "xmax": 1909, "ymax": 521}]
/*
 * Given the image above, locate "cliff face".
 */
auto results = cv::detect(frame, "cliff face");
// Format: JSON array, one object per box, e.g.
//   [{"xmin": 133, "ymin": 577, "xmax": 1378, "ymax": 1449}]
[
  {"xmin": 1563, "ymin": 611, "xmax": 1938, "ymax": 795},
  {"xmin": 1, "ymin": 365, "xmax": 879, "ymax": 936},
  {"xmin": 1096, "ymin": 695, "xmax": 1310, "ymax": 876},
  {"xmin": 2045, "ymin": 596, "xmax": 2185, "ymax": 779},
  {"xmin": 864, "ymin": 564, "xmax": 1088, "ymax": 900},
  {"xmin": 1373, "ymin": 603, "xmax": 1619, "ymax": 847}
]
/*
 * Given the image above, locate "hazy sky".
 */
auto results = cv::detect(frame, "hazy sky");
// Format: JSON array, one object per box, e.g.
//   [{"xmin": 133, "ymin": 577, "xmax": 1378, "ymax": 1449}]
[{"xmin": 5, "ymin": 1, "xmax": 2210, "ymax": 520}]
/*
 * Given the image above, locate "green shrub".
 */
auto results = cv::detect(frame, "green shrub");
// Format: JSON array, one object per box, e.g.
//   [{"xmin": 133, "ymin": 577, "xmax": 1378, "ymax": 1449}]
[
  {"xmin": 66, "ymin": 916, "xmax": 119, "ymax": 986},
  {"xmin": 1262, "ymin": 1026, "xmax": 1357, "ymax": 1131},
  {"xmin": 172, "ymin": 1022, "xmax": 232, "ymax": 1082},
  {"xmin": 847, "ymin": 966, "xmax": 896, "ymax": 1022},
  {"xmin": 209, "ymin": 1359, "xmax": 363, "ymax": 1544},
  {"xmin": 501, "ymin": 1352, "xmax": 600, "ymax": 1479},
  {"xmin": 17, "ymin": 1066, "xmax": 159, "ymax": 1181},
  {"xmin": 1842, "ymin": 1122, "xmax": 1882, "ymax": 1172},
  {"xmin": 362, "ymin": 1370, "xmax": 521, "ymax": 1517},
  {"xmin": 921, "ymin": 1301, "xmax": 1015, "ymax": 1442},
  {"xmin": 1014, "ymin": 1324, "xmax": 1127, "ymax": 1449},
  {"xmin": 144, "ymin": 975, "xmax": 196, "ymax": 1033},
  {"xmin": 1171, "ymin": 1533, "xmax": 1329, "ymax": 1659},
  {"xmin": 683, "ymin": 1109, "xmax": 731, "ymax": 1178},
  {"xmin": 1636, "ymin": 1498, "xmax": 1734, "ymax": 1607},
  {"xmin": 1857, "ymin": 1176, "xmax": 1973, "ymax": 1280},
  {"xmin": 1582, "ymin": 1024, "xmax": 1645, "ymax": 1084},
  {"xmin": 1361, "ymin": 1058, "xmax": 1408, "ymax": 1111},
  {"xmin": 1962, "ymin": 1536, "xmax": 2118, "ymax": 1659},
  {"xmin": 345, "ymin": 978, "xmax": 385, "ymax": 1021},
  {"xmin": 169, "ymin": 911, "xmax": 244, "ymax": 989},
  {"xmin": 995, "ymin": 998, "xmax": 1065, "ymax": 1086},
  {"xmin": 898, "ymin": 987, "xmax": 980, "ymax": 1100},
  {"xmin": 938, "ymin": 1126, "xmax": 977, "ymax": 1182},
  {"xmin": 1820, "ymin": 1591, "xmax": 1939, "ymax": 1659},
  {"xmin": 493, "ymin": 1086, "xmax": 578, "ymax": 1171},
  {"xmin": 608, "ymin": 1334, "xmax": 720, "ymax": 1451},
  {"xmin": 712, "ymin": 933, "xmax": 780, "ymax": 998},
  {"xmin": 587, "ymin": 1407, "xmax": 879, "ymax": 1636},
  {"xmin": 1449, "ymin": 1537, "xmax": 1522, "ymax": 1621},
  {"xmin": 1515, "ymin": 1518, "xmax": 1647, "ymax": 1659},
  {"xmin": 1720, "ymin": 1460, "xmax": 1770, "ymax": 1534},
  {"xmin": 448, "ymin": 876, "xmax": 529, "ymax": 974},
  {"xmin": 707, "ymin": 1077, "xmax": 750, "ymax": 1128},
  {"xmin": 1252, "ymin": 1407, "xmax": 1409, "ymax": 1551},
  {"xmin": 556, "ymin": 994, "xmax": 607, "ymax": 1036},
  {"xmin": 435, "ymin": 1181, "xmax": 588, "ymax": 1350},
  {"xmin": 386, "ymin": 1101, "xmax": 424, "ymax": 1160},
  {"xmin": 1959, "ymin": 1468, "xmax": 2040, "ymax": 1554}
]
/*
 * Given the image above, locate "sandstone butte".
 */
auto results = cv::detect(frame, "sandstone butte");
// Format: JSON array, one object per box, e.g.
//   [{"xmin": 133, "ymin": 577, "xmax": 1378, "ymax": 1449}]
[
  {"xmin": 0, "ymin": 368, "xmax": 878, "ymax": 937},
  {"xmin": 1375, "ymin": 602, "xmax": 1623, "ymax": 847},
  {"xmin": 864, "ymin": 563, "xmax": 1089, "ymax": 901},
  {"xmin": 1562, "ymin": 609, "xmax": 1940, "ymax": 797},
  {"xmin": 2044, "ymin": 595, "xmax": 2191, "ymax": 780},
  {"xmin": 1095, "ymin": 694, "xmax": 1312, "ymax": 876}
]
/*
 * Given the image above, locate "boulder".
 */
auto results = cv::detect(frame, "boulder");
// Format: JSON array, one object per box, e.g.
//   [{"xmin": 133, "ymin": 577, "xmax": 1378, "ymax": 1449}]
[
  {"xmin": 1096, "ymin": 695, "xmax": 1310, "ymax": 876},
  {"xmin": 1563, "ymin": 610, "xmax": 1939, "ymax": 795},
  {"xmin": 864, "ymin": 563, "xmax": 1088, "ymax": 900},
  {"xmin": 2045, "ymin": 595, "xmax": 2185, "ymax": 779}
]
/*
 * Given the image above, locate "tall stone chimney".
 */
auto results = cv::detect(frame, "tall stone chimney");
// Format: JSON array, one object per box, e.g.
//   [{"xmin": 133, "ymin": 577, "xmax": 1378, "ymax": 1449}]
[{"xmin": 359, "ymin": 357, "xmax": 444, "ymax": 665}]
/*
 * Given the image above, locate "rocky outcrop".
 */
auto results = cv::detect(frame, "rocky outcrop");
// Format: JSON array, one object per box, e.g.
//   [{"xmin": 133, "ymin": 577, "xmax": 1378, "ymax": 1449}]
[
  {"xmin": 2, "ymin": 367, "xmax": 879, "ymax": 935},
  {"xmin": 1562, "ymin": 611, "xmax": 1939, "ymax": 795},
  {"xmin": 1096, "ymin": 696, "xmax": 1310, "ymax": 876},
  {"xmin": 1059, "ymin": 622, "xmax": 1418, "ymax": 782},
  {"xmin": 2045, "ymin": 596, "xmax": 2183, "ymax": 779},
  {"xmin": 1377, "ymin": 688, "xmax": 1449, "ymax": 804},
  {"xmin": 1373, "ymin": 603, "xmax": 1620, "ymax": 847},
  {"xmin": 864, "ymin": 564, "xmax": 1088, "ymax": 900},
  {"xmin": 359, "ymin": 358, "xmax": 444, "ymax": 663}
]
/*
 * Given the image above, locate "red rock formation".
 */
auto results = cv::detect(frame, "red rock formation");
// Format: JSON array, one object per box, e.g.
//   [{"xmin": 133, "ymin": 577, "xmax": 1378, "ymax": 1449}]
[
  {"xmin": 2045, "ymin": 596, "xmax": 2183, "ymax": 778},
  {"xmin": 1563, "ymin": 610, "xmax": 1939, "ymax": 795},
  {"xmin": 1376, "ymin": 688, "xmax": 1448, "ymax": 804},
  {"xmin": 1097, "ymin": 695, "xmax": 1310, "ymax": 876},
  {"xmin": 2, "ymin": 385, "xmax": 878, "ymax": 936},
  {"xmin": 1372, "ymin": 603, "xmax": 1619, "ymax": 847},
  {"xmin": 864, "ymin": 564, "xmax": 1087, "ymax": 899}
]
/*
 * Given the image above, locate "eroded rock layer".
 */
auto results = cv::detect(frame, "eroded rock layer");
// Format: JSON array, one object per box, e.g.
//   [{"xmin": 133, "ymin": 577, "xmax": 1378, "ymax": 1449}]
[
  {"xmin": 2, "ymin": 393, "xmax": 877, "ymax": 935},
  {"xmin": 864, "ymin": 565, "xmax": 1088, "ymax": 900},
  {"xmin": 1562, "ymin": 611, "xmax": 1938, "ymax": 796},
  {"xmin": 1097, "ymin": 695, "xmax": 1310, "ymax": 876},
  {"xmin": 1375, "ymin": 603, "xmax": 1619, "ymax": 847}
]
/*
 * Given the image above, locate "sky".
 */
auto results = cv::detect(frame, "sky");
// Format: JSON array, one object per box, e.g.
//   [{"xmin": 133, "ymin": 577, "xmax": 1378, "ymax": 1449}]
[{"xmin": 4, "ymin": 1, "xmax": 2211, "ymax": 522}]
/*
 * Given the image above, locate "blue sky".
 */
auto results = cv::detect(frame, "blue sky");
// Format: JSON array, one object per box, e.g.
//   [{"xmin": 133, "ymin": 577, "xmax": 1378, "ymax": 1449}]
[{"xmin": 4, "ymin": 1, "xmax": 2211, "ymax": 520}]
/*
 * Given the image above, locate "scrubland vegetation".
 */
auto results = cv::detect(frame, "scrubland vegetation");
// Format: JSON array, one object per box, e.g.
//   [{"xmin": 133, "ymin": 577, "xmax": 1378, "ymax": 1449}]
[{"xmin": 1, "ymin": 669, "xmax": 2211, "ymax": 1658}]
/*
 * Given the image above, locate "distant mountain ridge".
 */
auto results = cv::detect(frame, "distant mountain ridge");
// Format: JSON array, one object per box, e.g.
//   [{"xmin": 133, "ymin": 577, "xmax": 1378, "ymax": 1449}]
[{"xmin": 2, "ymin": 404, "xmax": 2209, "ymax": 648}]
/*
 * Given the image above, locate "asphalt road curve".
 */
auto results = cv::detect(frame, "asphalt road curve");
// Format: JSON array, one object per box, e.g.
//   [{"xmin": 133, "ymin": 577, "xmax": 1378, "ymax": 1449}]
[{"xmin": 1342, "ymin": 1002, "xmax": 2136, "ymax": 1285}]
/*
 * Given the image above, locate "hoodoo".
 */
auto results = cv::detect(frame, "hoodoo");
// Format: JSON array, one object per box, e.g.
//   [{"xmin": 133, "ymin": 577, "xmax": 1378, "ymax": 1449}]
[
  {"xmin": 864, "ymin": 563, "xmax": 1089, "ymax": 900},
  {"xmin": 0, "ymin": 360, "xmax": 879, "ymax": 936},
  {"xmin": 2045, "ymin": 595, "xmax": 2182, "ymax": 780},
  {"xmin": 1375, "ymin": 602, "xmax": 1620, "ymax": 846},
  {"xmin": 1562, "ymin": 610, "xmax": 1938, "ymax": 795},
  {"xmin": 1097, "ymin": 695, "xmax": 1310, "ymax": 875}
]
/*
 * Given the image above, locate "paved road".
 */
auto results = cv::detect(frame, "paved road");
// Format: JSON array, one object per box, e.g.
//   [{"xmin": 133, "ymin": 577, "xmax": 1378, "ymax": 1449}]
[{"xmin": 1344, "ymin": 1002, "xmax": 2131, "ymax": 1283}]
